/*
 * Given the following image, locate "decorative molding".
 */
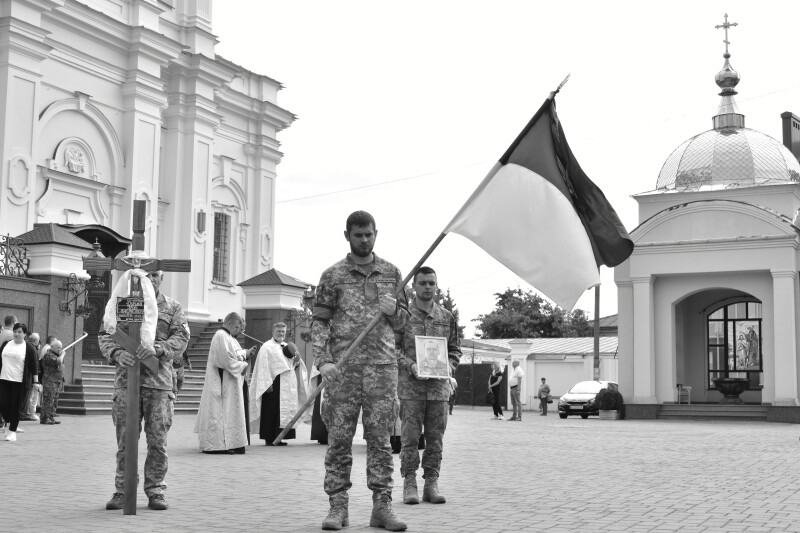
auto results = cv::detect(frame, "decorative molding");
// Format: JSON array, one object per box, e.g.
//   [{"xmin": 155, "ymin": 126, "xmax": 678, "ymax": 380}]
[
  {"xmin": 260, "ymin": 226, "xmax": 272, "ymax": 267},
  {"xmin": 37, "ymin": 166, "xmax": 109, "ymax": 225},
  {"xmin": 51, "ymin": 137, "xmax": 98, "ymax": 180},
  {"xmin": 7, "ymin": 154, "xmax": 32, "ymax": 204}
]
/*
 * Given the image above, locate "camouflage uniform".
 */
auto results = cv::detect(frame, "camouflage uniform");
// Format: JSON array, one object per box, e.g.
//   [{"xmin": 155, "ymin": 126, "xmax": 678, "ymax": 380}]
[
  {"xmin": 40, "ymin": 348, "xmax": 64, "ymax": 422},
  {"xmin": 99, "ymin": 292, "xmax": 189, "ymax": 498},
  {"xmin": 398, "ymin": 296, "xmax": 461, "ymax": 481},
  {"xmin": 312, "ymin": 253, "xmax": 409, "ymax": 503},
  {"xmin": 172, "ymin": 350, "xmax": 191, "ymax": 396}
]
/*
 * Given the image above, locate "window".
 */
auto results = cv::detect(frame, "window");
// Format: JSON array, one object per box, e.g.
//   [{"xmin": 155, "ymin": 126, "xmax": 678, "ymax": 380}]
[
  {"xmin": 707, "ymin": 300, "xmax": 762, "ymax": 390},
  {"xmin": 213, "ymin": 212, "xmax": 230, "ymax": 283}
]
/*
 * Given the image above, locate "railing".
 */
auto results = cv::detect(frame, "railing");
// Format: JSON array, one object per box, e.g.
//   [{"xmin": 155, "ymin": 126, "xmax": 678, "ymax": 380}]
[{"xmin": 0, "ymin": 234, "xmax": 29, "ymax": 277}]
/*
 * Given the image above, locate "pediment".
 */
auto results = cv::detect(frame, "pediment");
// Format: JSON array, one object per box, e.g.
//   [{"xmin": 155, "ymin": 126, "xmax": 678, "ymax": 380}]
[{"xmin": 632, "ymin": 200, "xmax": 796, "ymax": 244}]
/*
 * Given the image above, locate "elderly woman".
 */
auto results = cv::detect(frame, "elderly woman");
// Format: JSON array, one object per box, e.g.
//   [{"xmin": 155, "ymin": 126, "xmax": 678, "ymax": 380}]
[
  {"xmin": 488, "ymin": 361, "xmax": 505, "ymax": 420},
  {"xmin": 0, "ymin": 323, "xmax": 40, "ymax": 442},
  {"xmin": 40, "ymin": 339, "xmax": 64, "ymax": 425}
]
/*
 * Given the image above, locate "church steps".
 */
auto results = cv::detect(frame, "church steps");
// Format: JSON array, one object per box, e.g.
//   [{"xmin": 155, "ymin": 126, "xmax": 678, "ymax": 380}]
[{"xmin": 657, "ymin": 404, "xmax": 768, "ymax": 421}]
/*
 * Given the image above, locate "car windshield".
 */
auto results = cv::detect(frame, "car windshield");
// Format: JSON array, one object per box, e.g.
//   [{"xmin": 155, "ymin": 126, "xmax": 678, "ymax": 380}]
[{"xmin": 569, "ymin": 381, "xmax": 605, "ymax": 394}]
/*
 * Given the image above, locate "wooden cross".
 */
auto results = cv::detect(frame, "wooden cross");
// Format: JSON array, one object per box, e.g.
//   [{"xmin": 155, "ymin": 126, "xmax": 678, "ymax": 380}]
[
  {"xmin": 715, "ymin": 13, "xmax": 738, "ymax": 54},
  {"xmin": 82, "ymin": 199, "xmax": 191, "ymax": 515}
]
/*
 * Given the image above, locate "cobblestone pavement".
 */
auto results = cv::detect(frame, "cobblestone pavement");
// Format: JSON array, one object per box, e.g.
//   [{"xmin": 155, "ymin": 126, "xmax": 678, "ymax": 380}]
[{"xmin": 3, "ymin": 406, "xmax": 800, "ymax": 532}]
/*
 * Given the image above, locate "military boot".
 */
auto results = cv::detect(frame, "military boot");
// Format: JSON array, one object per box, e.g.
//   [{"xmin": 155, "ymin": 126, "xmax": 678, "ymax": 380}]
[
  {"xmin": 402, "ymin": 475, "xmax": 419, "ymax": 505},
  {"xmin": 370, "ymin": 496, "xmax": 407, "ymax": 531},
  {"xmin": 422, "ymin": 477, "xmax": 446, "ymax": 504},
  {"xmin": 321, "ymin": 494, "xmax": 349, "ymax": 530}
]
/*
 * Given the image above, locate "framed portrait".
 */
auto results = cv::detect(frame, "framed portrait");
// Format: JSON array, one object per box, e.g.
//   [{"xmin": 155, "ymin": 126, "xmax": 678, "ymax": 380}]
[{"xmin": 414, "ymin": 335, "xmax": 449, "ymax": 379}]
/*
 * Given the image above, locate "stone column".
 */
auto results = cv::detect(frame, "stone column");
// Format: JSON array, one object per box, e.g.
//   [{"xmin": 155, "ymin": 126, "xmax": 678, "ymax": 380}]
[
  {"xmin": 631, "ymin": 275, "xmax": 657, "ymax": 404},
  {"xmin": 770, "ymin": 270, "xmax": 798, "ymax": 406}
]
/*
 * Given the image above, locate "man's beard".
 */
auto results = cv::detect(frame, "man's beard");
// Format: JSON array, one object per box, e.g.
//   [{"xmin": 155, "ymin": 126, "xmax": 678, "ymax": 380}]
[{"xmin": 350, "ymin": 241, "xmax": 374, "ymax": 258}]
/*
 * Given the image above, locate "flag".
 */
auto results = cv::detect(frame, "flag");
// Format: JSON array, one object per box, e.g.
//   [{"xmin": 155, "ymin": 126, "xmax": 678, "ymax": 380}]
[{"xmin": 444, "ymin": 96, "xmax": 633, "ymax": 310}]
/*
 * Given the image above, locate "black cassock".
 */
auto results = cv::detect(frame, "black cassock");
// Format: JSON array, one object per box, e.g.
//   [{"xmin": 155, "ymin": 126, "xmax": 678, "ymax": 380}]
[{"xmin": 310, "ymin": 374, "xmax": 328, "ymax": 444}]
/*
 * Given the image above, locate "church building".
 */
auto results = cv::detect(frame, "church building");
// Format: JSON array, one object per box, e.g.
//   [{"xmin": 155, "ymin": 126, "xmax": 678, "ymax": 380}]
[
  {"xmin": 0, "ymin": 1, "xmax": 298, "ymax": 386},
  {"xmin": 616, "ymin": 18, "xmax": 800, "ymax": 421}
]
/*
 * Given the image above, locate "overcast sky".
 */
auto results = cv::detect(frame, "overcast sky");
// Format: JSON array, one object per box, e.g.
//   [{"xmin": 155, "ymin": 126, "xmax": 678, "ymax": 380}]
[{"xmin": 213, "ymin": 1, "xmax": 800, "ymax": 338}]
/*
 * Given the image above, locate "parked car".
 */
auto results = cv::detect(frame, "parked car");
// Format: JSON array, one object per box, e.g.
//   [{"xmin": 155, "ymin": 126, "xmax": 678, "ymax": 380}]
[{"xmin": 557, "ymin": 380, "xmax": 618, "ymax": 419}]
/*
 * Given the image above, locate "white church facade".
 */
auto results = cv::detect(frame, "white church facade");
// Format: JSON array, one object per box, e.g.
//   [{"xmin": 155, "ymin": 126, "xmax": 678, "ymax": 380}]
[
  {"xmin": 0, "ymin": 1, "xmax": 297, "ymax": 377},
  {"xmin": 615, "ymin": 27, "xmax": 800, "ymax": 420}
]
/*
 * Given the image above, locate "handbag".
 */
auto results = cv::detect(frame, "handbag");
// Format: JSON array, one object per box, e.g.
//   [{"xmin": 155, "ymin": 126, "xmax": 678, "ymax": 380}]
[
  {"xmin": 546, "ymin": 394, "xmax": 553, "ymax": 404},
  {"xmin": 485, "ymin": 391, "xmax": 494, "ymax": 404}
]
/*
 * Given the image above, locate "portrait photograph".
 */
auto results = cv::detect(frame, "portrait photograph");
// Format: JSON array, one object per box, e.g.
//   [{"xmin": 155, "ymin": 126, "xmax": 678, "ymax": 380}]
[{"xmin": 414, "ymin": 335, "xmax": 449, "ymax": 379}]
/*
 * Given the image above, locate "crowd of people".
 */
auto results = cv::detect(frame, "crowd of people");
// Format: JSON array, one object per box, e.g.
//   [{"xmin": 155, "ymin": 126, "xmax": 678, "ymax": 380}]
[
  {"xmin": 5, "ymin": 210, "xmax": 472, "ymax": 532},
  {"xmin": 0, "ymin": 315, "xmax": 68, "ymax": 442}
]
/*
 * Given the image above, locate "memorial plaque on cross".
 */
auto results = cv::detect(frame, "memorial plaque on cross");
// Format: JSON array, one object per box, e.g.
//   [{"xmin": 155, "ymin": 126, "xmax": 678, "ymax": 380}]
[{"xmin": 82, "ymin": 199, "xmax": 191, "ymax": 515}]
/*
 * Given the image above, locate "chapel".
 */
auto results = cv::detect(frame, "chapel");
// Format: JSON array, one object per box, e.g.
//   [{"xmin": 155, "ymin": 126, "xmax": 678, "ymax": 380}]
[{"xmin": 615, "ymin": 16, "xmax": 800, "ymax": 420}]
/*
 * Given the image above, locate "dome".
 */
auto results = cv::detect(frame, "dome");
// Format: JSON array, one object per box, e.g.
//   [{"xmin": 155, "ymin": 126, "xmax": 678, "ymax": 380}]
[{"xmin": 655, "ymin": 128, "xmax": 800, "ymax": 191}]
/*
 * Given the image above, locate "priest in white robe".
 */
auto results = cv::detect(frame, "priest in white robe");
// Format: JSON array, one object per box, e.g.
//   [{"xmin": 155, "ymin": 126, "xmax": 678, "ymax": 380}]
[
  {"xmin": 195, "ymin": 312, "xmax": 252, "ymax": 454},
  {"xmin": 249, "ymin": 322, "xmax": 310, "ymax": 445}
]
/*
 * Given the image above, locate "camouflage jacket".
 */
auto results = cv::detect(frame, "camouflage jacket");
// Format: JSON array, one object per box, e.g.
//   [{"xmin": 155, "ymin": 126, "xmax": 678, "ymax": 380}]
[
  {"xmin": 41, "ymin": 348, "xmax": 64, "ymax": 382},
  {"xmin": 99, "ymin": 292, "xmax": 190, "ymax": 391},
  {"xmin": 398, "ymin": 296, "xmax": 461, "ymax": 401},
  {"xmin": 312, "ymin": 253, "xmax": 409, "ymax": 367}
]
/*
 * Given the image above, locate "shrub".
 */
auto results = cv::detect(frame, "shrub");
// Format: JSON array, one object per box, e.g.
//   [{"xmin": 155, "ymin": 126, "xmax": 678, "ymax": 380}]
[{"xmin": 595, "ymin": 387, "xmax": 624, "ymax": 411}]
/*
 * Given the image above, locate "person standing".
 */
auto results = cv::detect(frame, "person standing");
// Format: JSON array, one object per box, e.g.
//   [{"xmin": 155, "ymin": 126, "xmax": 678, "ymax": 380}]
[
  {"xmin": 0, "ymin": 315, "xmax": 15, "ymax": 429},
  {"xmin": 448, "ymin": 377, "xmax": 457, "ymax": 415},
  {"xmin": 40, "ymin": 339, "xmax": 65, "ymax": 425},
  {"xmin": 250, "ymin": 322, "xmax": 310, "ymax": 446},
  {"xmin": 537, "ymin": 377, "xmax": 551, "ymax": 416},
  {"xmin": 20, "ymin": 332, "xmax": 42, "ymax": 421},
  {"xmin": 398, "ymin": 266, "xmax": 461, "ymax": 506},
  {"xmin": 313, "ymin": 210, "xmax": 409, "ymax": 531},
  {"xmin": 507, "ymin": 360, "xmax": 524, "ymax": 421},
  {"xmin": 99, "ymin": 270, "xmax": 190, "ymax": 511},
  {"xmin": 195, "ymin": 312, "xmax": 252, "ymax": 454},
  {"xmin": 488, "ymin": 361, "xmax": 504, "ymax": 420},
  {"xmin": 0, "ymin": 323, "xmax": 40, "ymax": 442}
]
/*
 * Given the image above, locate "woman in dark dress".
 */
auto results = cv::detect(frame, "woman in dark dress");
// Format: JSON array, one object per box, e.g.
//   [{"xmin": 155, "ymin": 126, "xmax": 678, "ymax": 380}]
[{"xmin": 488, "ymin": 361, "xmax": 504, "ymax": 420}]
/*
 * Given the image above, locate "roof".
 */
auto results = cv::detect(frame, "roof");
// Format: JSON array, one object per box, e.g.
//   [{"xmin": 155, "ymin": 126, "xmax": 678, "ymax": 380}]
[
  {"xmin": 589, "ymin": 314, "xmax": 618, "ymax": 329},
  {"xmin": 16, "ymin": 223, "xmax": 93, "ymax": 250},
  {"xmin": 238, "ymin": 268, "xmax": 309, "ymax": 289},
  {"xmin": 463, "ymin": 336, "xmax": 618, "ymax": 356}
]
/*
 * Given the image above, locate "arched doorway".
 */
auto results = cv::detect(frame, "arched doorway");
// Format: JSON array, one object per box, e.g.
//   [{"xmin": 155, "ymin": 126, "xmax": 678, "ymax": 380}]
[
  {"xmin": 675, "ymin": 289, "xmax": 763, "ymax": 404},
  {"xmin": 65, "ymin": 225, "xmax": 130, "ymax": 363}
]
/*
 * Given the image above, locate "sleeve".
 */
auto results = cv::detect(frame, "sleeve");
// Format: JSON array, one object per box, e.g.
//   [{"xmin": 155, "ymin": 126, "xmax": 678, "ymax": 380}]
[
  {"xmin": 385, "ymin": 267, "xmax": 409, "ymax": 330},
  {"xmin": 98, "ymin": 331, "xmax": 124, "ymax": 365},
  {"xmin": 160, "ymin": 303, "xmax": 190, "ymax": 364},
  {"xmin": 312, "ymin": 272, "xmax": 336, "ymax": 368},
  {"xmin": 447, "ymin": 311, "xmax": 462, "ymax": 372},
  {"xmin": 26, "ymin": 345, "xmax": 38, "ymax": 380},
  {"xmin": 214, "ymin": 335, "xmax": 248, "ymax": 376}
]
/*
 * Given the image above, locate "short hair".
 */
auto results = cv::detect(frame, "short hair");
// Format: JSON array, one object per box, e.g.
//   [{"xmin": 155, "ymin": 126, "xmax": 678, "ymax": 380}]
[
  {"xmin": 51, "ymin": 339, "xmax": 63, "ymax": 349},
  {"xmin": 273, "ymin": 322, "xmax": 287, "ymax": 330},
  {"xmin": 413, "ymin": 266, "xmax": 437, "ymax": 284},
  {"xmin": 345, "ymin": 211, "xmax": 376, "ymax": 233},
  {"xmin": 28, "ymin": 332, "xmax": 40, "ymax": 342},
  {"xmin": 13, "ymin": 323, "xmax": 28, "ymax": 334},
  {"xmin": 224, "ymin": 312, "xmax": 243, "ymax": 326},
  {"xmin": 4, "ymin": 315, "xmax": 17, "ymax": 327},
  {"xmin": 46, "ymin": 335, "xmax": 56, "ymax": 344}
]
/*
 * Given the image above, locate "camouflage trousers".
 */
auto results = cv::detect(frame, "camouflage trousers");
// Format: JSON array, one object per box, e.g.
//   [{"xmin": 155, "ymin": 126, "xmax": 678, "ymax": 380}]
[
  {"xmin": 321, "ymin": 364, "xmax": 397, "ymax": 499},
  {"xmin": 40, "ymin": 380, "xmax": 61, "ymax": 421},
  {"xmin": 399, "ymin": 399, "xmax": 448, "ymax": 479},
  {"xmin": 111, "ymin": 387, "xmax": 175, "ymax": 497}
]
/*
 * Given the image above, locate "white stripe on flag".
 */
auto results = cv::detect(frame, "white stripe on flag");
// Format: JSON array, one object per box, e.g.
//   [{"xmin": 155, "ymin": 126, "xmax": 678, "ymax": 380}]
[{"xmin": 444, "ymin": 162, "xmax": 599, "ymax": 309}]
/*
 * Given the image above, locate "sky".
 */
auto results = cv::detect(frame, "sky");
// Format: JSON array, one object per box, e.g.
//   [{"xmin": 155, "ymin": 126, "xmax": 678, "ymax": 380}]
[{"xmin": 212, "ymin": 1, "xmax": 800, "ymax": 338}]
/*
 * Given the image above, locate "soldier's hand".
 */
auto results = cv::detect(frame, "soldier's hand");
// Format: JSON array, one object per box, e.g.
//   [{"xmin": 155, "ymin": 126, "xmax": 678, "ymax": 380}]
[
  {"xmin": 118, "ymin": 351, "xmax": 136, "ymax": 367},
  {"xmin": 136, "ymin": 345, "xmax": 157, "ymax": 360},
  {"xmin": 320, "ymin": 362, "xmax": 341, "ymax": 384},
  {"xmin": 411, "ymin": 363, "xmax": 428, "ymax": 381},
  {"xmin": 379, "ymin": 294, "xmax": 397, "ymax": 317}
]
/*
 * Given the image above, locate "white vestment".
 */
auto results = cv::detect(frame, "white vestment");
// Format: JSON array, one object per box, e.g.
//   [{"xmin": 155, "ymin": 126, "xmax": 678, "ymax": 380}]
[
  {"xmin": 194, "ymin": 329, "xmax": 249, "ymax": 451},
  {"xmin": 249, "ymin": 339, "xmax": 311, "ymax": 429}
]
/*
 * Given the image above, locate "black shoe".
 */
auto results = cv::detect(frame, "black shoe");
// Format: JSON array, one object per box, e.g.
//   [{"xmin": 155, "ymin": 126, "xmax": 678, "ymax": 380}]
[
  {"xmin": 232, "ymin": 447, "xmax": 246, "ymax": 454},
  {"xmin": 147, "ymin": 494, "xmax": 169, "ymax": 510},
  {"xmin": 105, "ymin": 493, "xmax": 124, "ymax": 510},
  {"xmin": 265, "ymin": 441, "xmax": 288, "ymax": 446}
]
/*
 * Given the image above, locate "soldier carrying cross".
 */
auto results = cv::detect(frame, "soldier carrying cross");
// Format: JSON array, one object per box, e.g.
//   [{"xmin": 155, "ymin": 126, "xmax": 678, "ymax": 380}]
[{"xmin": 90, "ymin": 200, "xmax": 190, "ymax": 513}]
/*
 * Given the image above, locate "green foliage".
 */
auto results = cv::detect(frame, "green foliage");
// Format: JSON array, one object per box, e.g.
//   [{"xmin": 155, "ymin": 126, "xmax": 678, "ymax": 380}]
[
  {"xmin": 435, "ymin": 288, "xmax": 465, "ymax": 338},
  {"xmin": 595, "ymin": 386, "xmax": 624, "ymax": 410},
  {"xmin": 473, "ymin": 288, "xmax": 594, "ymax": 339}
]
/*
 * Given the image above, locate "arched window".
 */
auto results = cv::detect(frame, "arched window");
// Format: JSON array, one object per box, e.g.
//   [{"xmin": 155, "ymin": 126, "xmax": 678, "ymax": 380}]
[{"xmin": 707, "ymin": 300, "xmax": 762, "ymax": 390}]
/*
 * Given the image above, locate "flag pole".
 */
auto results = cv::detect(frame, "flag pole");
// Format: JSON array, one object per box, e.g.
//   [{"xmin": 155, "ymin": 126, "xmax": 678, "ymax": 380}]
[
  {"xmin": 593, "ymin": 284, "xmax": 600, "ymax": 381},
  {"xmin": 273, "ymin": 76, "xmax": 572, "ymax": 444}
]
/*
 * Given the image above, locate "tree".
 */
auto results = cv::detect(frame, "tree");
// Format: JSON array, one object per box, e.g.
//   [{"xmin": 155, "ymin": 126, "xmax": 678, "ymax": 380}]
[
  {"xmin": 473, "ymin": 288, "xmax": 593, "ymax": 339},
  {"xmin": 435, "ymin": 288, "xmax": 465, "ymax": 338}
]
